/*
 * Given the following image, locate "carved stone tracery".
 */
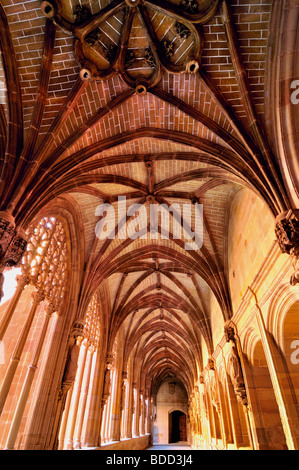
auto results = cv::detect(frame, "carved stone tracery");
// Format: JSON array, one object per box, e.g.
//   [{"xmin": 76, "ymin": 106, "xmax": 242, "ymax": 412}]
[
  {"xmin": 21, "ymin": 217, "xmax": 68, "ymax": 313},
  {"xmin": 83, "ymin": 292, "xmax": 101, "ymax": 351}
]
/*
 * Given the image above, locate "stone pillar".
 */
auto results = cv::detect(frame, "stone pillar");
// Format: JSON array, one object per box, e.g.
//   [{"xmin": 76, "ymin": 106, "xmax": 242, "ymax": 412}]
[
  {"xmin": 125, "ymin": 372, "xmax": 133, "ymax": 439},
  {"xmin": 0, "ymin": 212, "xmax": 27, "ymax": 302},
  {"xmin": 198, "ymin": 375, "xmax": 210, "ymax": 447},
  {"xmin": 120, "ymin": 371, "xmax": 127, "ymax": 439},
  {"xmin": 80, "ymin": 348, "xmax": 104, "ymax": 447},
  {"xmin": 110, "ymin": 370, "xmax": 122, "ymax": 442},
  {"xmin": 57, "ymin": 385, "xmax": 73, "ymax": 450},
  {"xmin": 140, "ymin": 392, "xmax": 146, "ymax": 436},
  {"xmin": 207, "ymin": 358, "xmax": 228, "ymax": 448},
  {"xmin": 64, "ymin": 338, "xmax": 86, "ymax": 449},
  {"xmin": 133, "ymin": 386, "xmax": 140, "ymax": 437},
  {"xmin": 101, "ymin": 354, "xmax": 113, "ymax": 443},
  {"xmin": 4, "ymin": 302, "xmax": 55, "ymax": 449},
  {"xmin": 110, "ymin": 350, "xmax": 124, "ymax": 443},
  {"xmin": 73, "ymin": 344, "xmax": 94, "ymax": 449},
  {"xmin": 0, "ymin": 290, "xmax": 44, "ymax": 416},
  {"xmin": 104, "ymin": 379, "xmax": 113, "ymax": 442},
  {"xmin": 147, "ymin": 397, "xmax": 153, "ymax": 435},
  {"xmin": 56, "ymin": 319, "xmax": 84, "ymax": 449}
]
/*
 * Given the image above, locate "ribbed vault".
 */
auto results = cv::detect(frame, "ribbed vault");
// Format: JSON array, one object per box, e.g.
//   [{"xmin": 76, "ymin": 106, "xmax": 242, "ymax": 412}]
[{"xmin": 0, "ymin": 0, "xmax": 297, "ymax": 425}]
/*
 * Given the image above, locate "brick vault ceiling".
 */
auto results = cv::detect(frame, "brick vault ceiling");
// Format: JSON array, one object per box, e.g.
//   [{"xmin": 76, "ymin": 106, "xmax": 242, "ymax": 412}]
[{"xmin": 0, "ymin": 0, "xmax": 289, "ymax": 389}]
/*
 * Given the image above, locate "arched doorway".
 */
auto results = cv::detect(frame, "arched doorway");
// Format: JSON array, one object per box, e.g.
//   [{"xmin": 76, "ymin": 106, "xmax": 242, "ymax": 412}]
[
  {"xmin": 169, "ymin": 411, "xmax": 187, "ymax": 443},
  {"xmin": 153, "ymin": 379, "xmax": 188, "ymax": 445}
]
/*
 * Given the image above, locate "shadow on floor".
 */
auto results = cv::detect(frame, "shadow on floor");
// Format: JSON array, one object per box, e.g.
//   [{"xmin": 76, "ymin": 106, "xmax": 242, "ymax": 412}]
[{"xmin": 146, "ymin": 441, "xmax": 191, "ymax": 450}]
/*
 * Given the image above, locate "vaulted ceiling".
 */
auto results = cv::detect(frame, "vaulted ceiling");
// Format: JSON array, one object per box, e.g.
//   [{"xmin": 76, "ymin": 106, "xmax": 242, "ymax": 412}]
[{"xmin": 0, "ymin": 0, "xmax": 292, "ymax": 395}]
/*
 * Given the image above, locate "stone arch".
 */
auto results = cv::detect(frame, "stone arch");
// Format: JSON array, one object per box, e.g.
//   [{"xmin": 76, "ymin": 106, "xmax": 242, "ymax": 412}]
[{"xmin": 246, "ymin": 338, "xmax": 287, "ymax": 450}]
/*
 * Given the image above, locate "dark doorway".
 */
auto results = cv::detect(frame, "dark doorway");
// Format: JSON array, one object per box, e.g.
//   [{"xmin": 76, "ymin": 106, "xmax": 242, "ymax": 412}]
[{"xmin": 169, "ymin": 411, "xmax": 187, "ymax": 443}]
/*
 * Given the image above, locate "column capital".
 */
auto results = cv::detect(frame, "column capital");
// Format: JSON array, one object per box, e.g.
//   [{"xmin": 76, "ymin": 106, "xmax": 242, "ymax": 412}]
[
  {"xmin": 45, "ymin": 301, "xmax": 56, "ymax": 316},
  {"xmin": 224, "ymin": 322, "xmax": 236, "ymax": 342},
  {"xmin": 105, "ymin": 353, "xmax": 114, "ymax": 368},
  {"xmin": 31, "ymin": 290, "xmax": 45, "ymax": 305}
]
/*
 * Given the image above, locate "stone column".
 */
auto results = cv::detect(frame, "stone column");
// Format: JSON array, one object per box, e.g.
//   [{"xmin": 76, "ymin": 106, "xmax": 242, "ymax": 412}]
[
  {"xmin": 125, "ymin": 372, "xmax": 133, "ymax": 439},
  {"xmin": 133, "ymin": 387, "xmax": 140, "ymax": 437},
  {"xmin": 80, "ymin": 348, "xmax": 104, "ymax": 447},
  {"xmin": 110, "ymin": 358, "xmax": 124, "ymax": 443},
  {"xmin": 104, "ymin": 380, "xmax": 113, "ymax": 442},
  {"xmin": 57, "ymin": 385, "xmax": 74, "ymax": 450},
  {"xmin": 101, "ymin": 354, "xmax": 113, "ymax": 443},
  {"xmin": 64, "ymin": 337, "xmax": 86, "ymax": 449},
  {"xmin": 207, "ymin": 358, "xmax": 226, "ymax": 447},
  {"xmin": 0, "ymin": 290, "xmax": 44, "ymax": 416},
  {"xmin": 120, "ymin": 372, "xmax": 127, "ymax": 439},
  {"xmin": 56, "ymin": 319, "xmax": 84, "ymax": 449},
  {"xmin": 146, "ymin": 397, "xmax": 153, "ymax": 435},
  {"xmin": 0, "ymin": 274, "xmax": 30, "ymax": 340},
  {"xmin": 101, "ymin": 400, "xmax": 108, "ymax": 443},
  {"xmin": 140, "ymin": 392, "xmax": 146, "ymax": 436},
  {"xmin": 198, "ymin": 374, "xmax": 211, "ymax": 448},
  {"xmin": 73, "ymin": 344, "xmax": 94, "ymax": 449},
  {"xmin": 4, "ymin": 302, "xmax": 55, "ymax": 449}
]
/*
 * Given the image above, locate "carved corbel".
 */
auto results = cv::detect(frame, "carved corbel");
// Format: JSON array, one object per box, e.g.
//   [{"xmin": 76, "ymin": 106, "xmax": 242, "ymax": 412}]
[
  {"xmin": 57, "ymin": 382, "xmax": 72, "ymax": 403},
  {"xmin": 275, "ymin": 209, "xmax": 299, "ymax": 286},
  {"xmin": 3, "ymin": 230, "xmax": 28, "ymax": 268},
  {"xmin": 70, "ymin": 319, "xmax": 85, "ymax": 344}
]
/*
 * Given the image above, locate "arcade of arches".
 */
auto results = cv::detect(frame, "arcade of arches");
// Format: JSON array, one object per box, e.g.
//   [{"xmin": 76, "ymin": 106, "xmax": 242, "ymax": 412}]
[{"xmin": 0, "ymin": 0, "xmax": 298, "ymax": 451}]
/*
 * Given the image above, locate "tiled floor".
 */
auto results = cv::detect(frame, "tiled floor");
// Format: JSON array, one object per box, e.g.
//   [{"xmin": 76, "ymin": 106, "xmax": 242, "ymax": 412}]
[{"xmin": 146, "ymin": 441, "xmax": 192, "ymax": 450}]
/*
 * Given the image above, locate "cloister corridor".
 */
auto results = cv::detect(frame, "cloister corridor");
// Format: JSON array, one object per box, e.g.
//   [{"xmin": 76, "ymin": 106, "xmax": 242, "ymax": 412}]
[{"xmin": 0, "ymin": 0, "xmax": 299, "ymax": 453}]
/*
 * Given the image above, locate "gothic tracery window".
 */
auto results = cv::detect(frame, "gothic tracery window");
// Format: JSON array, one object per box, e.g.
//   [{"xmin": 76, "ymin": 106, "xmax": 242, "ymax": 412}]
[
  {"xmin": 83, "ymin": 292, "xmax": 101, "ymax": 351},
  {"xmin": 21, "ymin": 216, "xmax": 68, "ymax": 313}
]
